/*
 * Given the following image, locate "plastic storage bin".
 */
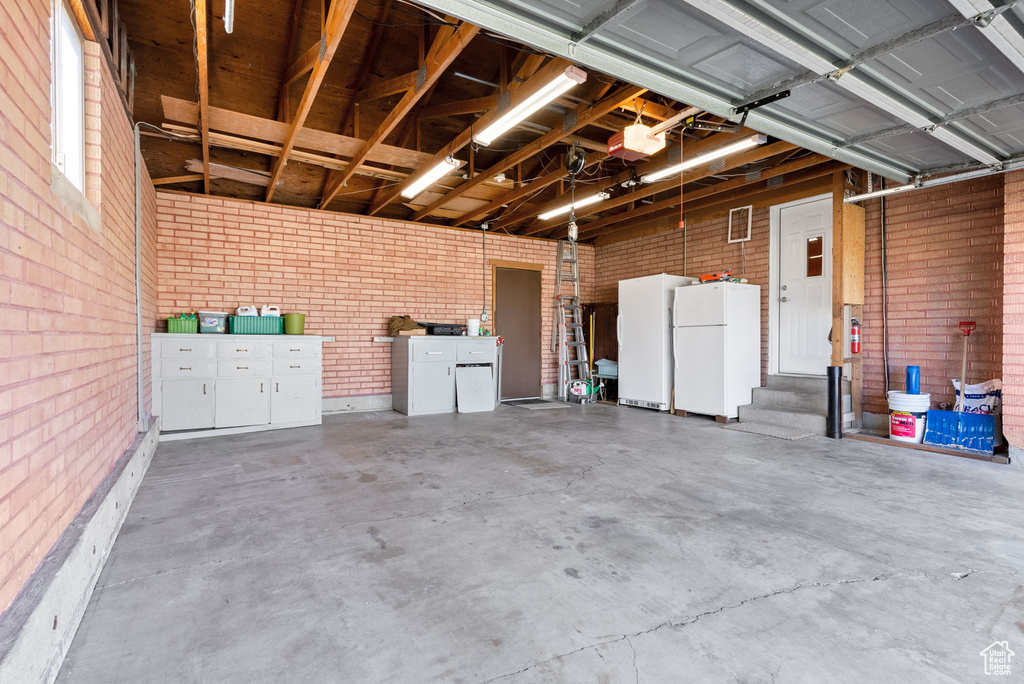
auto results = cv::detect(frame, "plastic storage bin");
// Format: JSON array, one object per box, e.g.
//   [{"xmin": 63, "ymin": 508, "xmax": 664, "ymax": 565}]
[
  {"xmin": 198, "ymin": 311, "xmax": 229, "ymax": 334},
  {"xmin": 167, "ymin": 317, "xmax": 198, "ymax": 334},
  {"xmin": 229, "ymin": 316, "xmax": 284, "ymax": 334}
]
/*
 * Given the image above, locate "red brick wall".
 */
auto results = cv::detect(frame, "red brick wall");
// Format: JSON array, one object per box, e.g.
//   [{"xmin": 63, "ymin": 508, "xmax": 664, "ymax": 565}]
[
  {"xmin": 1003, "ymin": 169, "xmax": 1024, "ymax": 447},
  {"xmin": 594, "ymin": 209, "xmax": 773, "ymax": 383},
  {"xmin": 0, "ymin": 0, "xmax": 157, "ymax": 614},
  {"xmin": 593, "ymin": 180, "xmax": 1005, "ymax": 415},
  {"xmin": 862, "ymin": 177, "xmax": 1003, "ymax": 414},
  {"xmin": 154, "ymin": 192, "xmax": 595, "ymax": 396}
]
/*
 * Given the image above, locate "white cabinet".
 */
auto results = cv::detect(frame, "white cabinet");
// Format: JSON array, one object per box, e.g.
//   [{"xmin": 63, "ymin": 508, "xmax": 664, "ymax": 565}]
[
  {"xmin": 391, "ymin": 336, "xmax": 501, "ymax": 416},
  {"xmin": 411, "ymin": 362, "xmax": 456, "ymax": 414},
  {"xmin": 216, "ymin": 377, "xmax": 271, "ymax": 428},
  {"xmin": 272, "ymin": 376, "xmax": 319, "ymax": 424},
  {"xmin": 153, "ymin": 334, "xmax": 323, "ymax": 439},
  {"xmin": 161, "ymin": 379, "xmax": 215, "ymax": 430}
]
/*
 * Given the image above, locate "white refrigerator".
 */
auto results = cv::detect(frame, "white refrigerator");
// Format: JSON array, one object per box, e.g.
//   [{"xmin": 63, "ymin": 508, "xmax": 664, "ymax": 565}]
[
  {"xmin": 618, "ymin": 274, "xmax": 696, "ymax": 410},
  {"xmin": 673, "ymin": 282, "xmax": 761, "ymax": 419}
]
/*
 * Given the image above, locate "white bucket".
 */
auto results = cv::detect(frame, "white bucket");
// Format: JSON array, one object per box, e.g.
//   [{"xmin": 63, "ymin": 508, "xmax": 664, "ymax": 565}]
[
  {"xmin": 467, "ymin": 319, "xmax": 481, "ymax": 336},
  {"xmin": 887, "ymin": 391, "xmax": 930, "ymax": 443}
]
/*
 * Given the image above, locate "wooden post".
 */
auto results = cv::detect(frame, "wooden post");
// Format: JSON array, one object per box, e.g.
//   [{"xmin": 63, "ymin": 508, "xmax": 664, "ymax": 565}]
[{"xmin": 832, "ymin": 170, "xmax": 866, "ymax": 425}]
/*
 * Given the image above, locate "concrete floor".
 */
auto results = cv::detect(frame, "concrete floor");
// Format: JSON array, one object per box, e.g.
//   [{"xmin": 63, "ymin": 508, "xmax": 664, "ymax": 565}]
[{"xmin": 58, "ymin": 405, "xmax": 1023, "ymax": 683}]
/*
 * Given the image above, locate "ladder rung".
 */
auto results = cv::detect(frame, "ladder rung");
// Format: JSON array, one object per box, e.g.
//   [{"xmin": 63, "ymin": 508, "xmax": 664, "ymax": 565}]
[
  {"xmin": 566, "ymin": 360, "xmax": 588, "ymax": 365},
  {"xmin": 567, "ymin": 342, "xmax": 586, "ymax": 346}
]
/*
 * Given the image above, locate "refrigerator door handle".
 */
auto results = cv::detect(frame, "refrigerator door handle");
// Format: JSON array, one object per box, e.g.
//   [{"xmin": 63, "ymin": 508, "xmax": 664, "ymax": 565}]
[{"xmin": 617, "ymin": 314, "xmax": 622, "ymax": 349}]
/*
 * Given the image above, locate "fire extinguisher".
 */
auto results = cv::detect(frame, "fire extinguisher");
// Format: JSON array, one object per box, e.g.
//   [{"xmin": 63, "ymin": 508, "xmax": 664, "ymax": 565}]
[{"xmin": 850, "ymin": 318, "xmax": 861, "ymax": 354}]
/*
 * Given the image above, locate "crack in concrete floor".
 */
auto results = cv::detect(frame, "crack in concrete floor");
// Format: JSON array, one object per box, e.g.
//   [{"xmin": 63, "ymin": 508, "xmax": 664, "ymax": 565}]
[{"xmin": 478, "ymin": 569, "xmax": 1023, "ymax": 683}]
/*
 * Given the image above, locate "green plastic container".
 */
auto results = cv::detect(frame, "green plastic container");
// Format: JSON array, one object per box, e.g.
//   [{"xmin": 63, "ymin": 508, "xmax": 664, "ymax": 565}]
[
  {"xmin": 229, "ymin": 316, "xmax": 284, "ymax": 334},
  {"xmin": 167, "ymin": 317, "xmax": 198, "ymax": 334},
  {"xmin": 283, "ymin": 313, "xmax": 306, "ymax": 335}
]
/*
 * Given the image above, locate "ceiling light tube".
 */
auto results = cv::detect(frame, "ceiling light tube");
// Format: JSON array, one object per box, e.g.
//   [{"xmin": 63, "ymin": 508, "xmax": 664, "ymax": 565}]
[
  {"xmin": 224, "ymin": 0, "xmax": 235, "ymax": 33},
  {"xmin": 642, "ymin": 134, "xmax": 767, "ymax": 184},
  {"xmin": 474, "ymin": 66, "xmax": 588, "ymax": 146},
  {"xmin": 401, "ymin": 157, "xmax": 461, "ymax": 199},
  {"xmin": 843, "ymin": 183, "xmax": 917, "ymax": 203},
  {"xmin": 538, "ymin": 191, "xmax": 610, "ymax": 221}
]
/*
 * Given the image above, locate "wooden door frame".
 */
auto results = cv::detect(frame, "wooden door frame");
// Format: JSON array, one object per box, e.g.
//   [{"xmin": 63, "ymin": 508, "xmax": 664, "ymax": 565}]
[
  {"xmin": 491, "ymin": 260, "xmax": 544, "ymax": 397},
  {"xmin": 767, "ymin": 192, "xmax": 832, "ymax": 376}
]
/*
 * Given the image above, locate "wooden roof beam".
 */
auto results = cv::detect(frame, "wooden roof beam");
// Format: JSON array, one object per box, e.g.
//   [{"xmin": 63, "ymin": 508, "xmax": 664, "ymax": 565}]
[
  {"xmin": 584, "ymin": 160, "xmax": 847, "ymax": 241},
  {"xmin": 513, "ymin": 129, "xmax": 769, "ymax": 235},
  {"xmin": 411, "ymin": 83, "xmax": 646, "ymax": 222},
  {"xmin": 417, "ymin": 95, "xmax": 499, "ymax": 120},
  {"xmin": 356, "ymin": 70, "xmax": 419, "ymax": 103},
  {"xmin": 276, "ymin": 0, "xmax": 305, "ymax": 121},
  {"xmin": 194, "ymin": 0, "xmax": 211, "ymax": 193},
  {"xmin": 573, "ymin": 153, "xmax": 836, "ymax": 239},
  {"xmin": 365, "ymin": 56, "xmax": 571, "ymax": 215},
  {"xmin": 265, "ymin": 0, "xmax": 360, "ymax": 202},
  {"xmin": 319, "ymin": 20, "xmax": 480, "ymax": 206}
]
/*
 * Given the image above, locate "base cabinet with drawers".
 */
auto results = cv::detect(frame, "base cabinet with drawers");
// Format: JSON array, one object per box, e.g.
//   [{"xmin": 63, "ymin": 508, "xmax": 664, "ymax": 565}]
[
  {"xmin": 392, "ymin": 336, "xmax": 501, "ymax": 416},
  {"xmin": 152, "ymin": 334, "xmax": 324, "ymax": 438}
]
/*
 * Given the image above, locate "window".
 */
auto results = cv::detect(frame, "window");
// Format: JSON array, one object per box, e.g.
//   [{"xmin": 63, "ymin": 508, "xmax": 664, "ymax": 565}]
[
  {"xmin": 806, "ymin": 236, "xmax": 823, "ymax": 277},
  {"xmin": 52, "ymin": 1, "xmax": 85, "ymax": 192}
]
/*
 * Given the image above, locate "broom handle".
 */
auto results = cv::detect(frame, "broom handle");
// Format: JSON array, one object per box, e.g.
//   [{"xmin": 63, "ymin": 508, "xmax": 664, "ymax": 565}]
[{"xmin": 959, "ymin": 333, "xmax": 968, "ymax": 413}]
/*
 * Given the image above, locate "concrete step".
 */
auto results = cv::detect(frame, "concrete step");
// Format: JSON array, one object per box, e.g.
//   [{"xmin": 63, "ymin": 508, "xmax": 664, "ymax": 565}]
[
  {"xmin": 751, "ymin": 387, "xmax": 852, "ymax": 413},
  {"xmin": 738, "ymin": 403, "xmax": 855, "ymax": 434},
  {"xmin": 766, "ymin": 374, "xmax": 850, "ymax": 394}
]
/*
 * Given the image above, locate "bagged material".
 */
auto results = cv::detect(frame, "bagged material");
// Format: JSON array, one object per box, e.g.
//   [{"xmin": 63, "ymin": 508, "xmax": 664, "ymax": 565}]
[
  {"xmin": 952, "ymin": 379, "xmax": 1001, "ymax": 414},
  {"xmin": 388, "ymin": 315, "xmax": 424, "ymax": 336}
]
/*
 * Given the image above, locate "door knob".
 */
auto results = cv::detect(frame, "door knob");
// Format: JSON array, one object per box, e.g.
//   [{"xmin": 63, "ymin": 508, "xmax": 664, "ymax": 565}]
[
  {"xmin": 780, "ymin": 296, "xmax": 789, "ymax": 303},
  {"xmin": 780, "ymin": 285, "xmax": 788, "ymax": 291}
]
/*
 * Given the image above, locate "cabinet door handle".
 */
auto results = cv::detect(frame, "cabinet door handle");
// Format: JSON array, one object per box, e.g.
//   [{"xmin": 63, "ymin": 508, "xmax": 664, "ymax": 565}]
[
  {"xmin": 179, "ymin": 366, "xmax": 192, "ymax": 371},
  {"xmin": 236, "ymin": 348, "xmax": 248, "ymax": 352},
  {"xmin": 448, "ymin": 367, "xmax": 451, "ymax": 376},
  {"xmin": 290, "ymin": 348, "xmax": 301, "ymax": 352},
  {"xmin": 237, "ymin": 366, "xmax": 248, "ymax": 370},
  {"xmin": 426, "ymin": 351, "xmax": 442, "ymax": 355},
  {"xmin": 468, "ymin": 351, "xmax": 483, "ymax": 354},
  {"xmin": 260, "ymin": 382, "xmax": 264, "ymax": 393},
  {"xmin": 179, "ymin": 348, "xmax": 192, "ymax": 352},
  {"xmin": 290, "ymin": 365, "xmax": 300, "ymax": 369},
  {"xmin": 275, "ymin": 383, "xmax": 279, "ymax": 393},
  {"xmin": 202, "ymin": 383, "xmax": 207, "ymax": 395}
]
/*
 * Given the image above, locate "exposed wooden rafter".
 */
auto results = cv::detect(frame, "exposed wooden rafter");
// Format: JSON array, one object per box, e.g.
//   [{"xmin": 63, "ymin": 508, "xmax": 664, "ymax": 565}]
[
  {"xmin": 573, "ymin": 155, "xmax": 840, "ymax": 241},
  {"xmin": 411, "ymin": 83, "xmax": 646, "ymax": 222},
  {"xmin": 276, "ymin": 0, "xmax": 306, "ymax": 122},
  {"xmin": 265, "ymin": 0, "xmax": 360, "ymax": 202},
  {"xmin": 365, "ymin": 53, "xmax": 555, "ymax": 215},
  {"xmin": 318, "ymin": 20, "xmax": 481, "ymax": 207},
  {"xmin": 194, "ymin": 0, "xmax": 211, "ymax": 193}
]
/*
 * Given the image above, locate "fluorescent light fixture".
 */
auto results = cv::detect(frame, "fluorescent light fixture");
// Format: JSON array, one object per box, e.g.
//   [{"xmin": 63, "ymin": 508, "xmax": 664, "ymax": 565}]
[
  {"xmin": 224, "ymin": 0, "xmax": 235, "ymax": 33},
  {"xmin": 401, "ymin": 157, "xmax": 461, "ymax": 199},
  {"xmin": 474, "ymin": 66, "xmax": 587, "ymax": 146},
  {"xmin": 642, "ymin": 134, "xmax": 767, "ymax": 183},
  {"xmin": 538, "ymin": 191, "xmax": 610, "ymax": 221},
  {"xmin": 844, "ymin": 183, "xmax": 916, "ymax": 203}
]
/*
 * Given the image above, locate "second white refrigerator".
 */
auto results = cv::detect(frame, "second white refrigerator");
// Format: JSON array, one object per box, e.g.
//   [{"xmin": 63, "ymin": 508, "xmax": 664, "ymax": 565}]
[{"xmin": 673, "ymin": 282, "xmax": 761, "ymax": 419}]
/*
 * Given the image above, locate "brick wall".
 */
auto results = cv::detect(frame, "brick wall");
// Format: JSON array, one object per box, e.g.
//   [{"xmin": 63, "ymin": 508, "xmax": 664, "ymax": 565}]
[
  {"xmin": 0, "ymin": 0, "xmax": 157, "ymax": 614},
  {"xmin": 593, "ymin": 179, "xmax": 1005, "ymax": 415},
  {"xmin": 862, "ymin": 176, "xmax": 1003, "ymax": 414},
  {"xmin": 594, "ymin": 209, "xmax": 773, "ymax": 383},
  {"xmin": 154, "ymin": 192, "xmax": 595, "ymax": 397},
  {"xmin": 1004, "ymin": 169, "xmax": 1024, "ymax": 447}
]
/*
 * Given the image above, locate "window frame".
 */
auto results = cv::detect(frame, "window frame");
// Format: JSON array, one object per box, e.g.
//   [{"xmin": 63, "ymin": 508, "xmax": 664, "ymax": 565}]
[{"xmin": 51, "ymin": 0, "xmax": 86, "ymax": 193}]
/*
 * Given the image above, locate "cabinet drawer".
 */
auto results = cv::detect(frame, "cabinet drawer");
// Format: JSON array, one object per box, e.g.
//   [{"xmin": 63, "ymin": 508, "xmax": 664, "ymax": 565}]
[
  {"xmin": 161, "ymin": 360, "xmax": 216, "ymax": 378},
  {"xmin": 161, "ymin": 341, "xmax": 216, "ymax": 360},
  {"xmin": 457, "ymin": 340, "xmax": 497, "ymax": 363},
  {"xmin": 273, "ymin": 359, "xmax": 321, "ymax": 376},
  {"xmin": 412, "ymin": 342, "xmax": 455, "ymax": 362},
  {"xmin": 218, "ymin": 359, "xmax": 271, "ymax": 377},
  {"xmin": 220, "ymin": 342, "xmax": 270, "ymax": 359},
  {"xmin": 273, "ymin": 341, "xmax": 321, "ymax": 359}
]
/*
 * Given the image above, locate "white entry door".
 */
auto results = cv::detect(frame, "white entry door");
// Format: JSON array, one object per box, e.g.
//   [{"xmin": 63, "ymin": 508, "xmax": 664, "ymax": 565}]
[{"xmin": 776, "ymin": 196, "xmax": 832, "ymax": 375}]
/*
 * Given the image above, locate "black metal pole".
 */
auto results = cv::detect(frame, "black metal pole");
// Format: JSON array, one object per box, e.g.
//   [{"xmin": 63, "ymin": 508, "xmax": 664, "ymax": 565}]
[{"xmin": 826, "ymin": 366, "xmax": 843, "ymax": 439}]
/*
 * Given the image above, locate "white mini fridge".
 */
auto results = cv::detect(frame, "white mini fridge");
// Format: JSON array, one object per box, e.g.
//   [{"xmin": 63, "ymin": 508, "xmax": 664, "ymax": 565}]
[
  {"xmin": 673, "ymin": 282, "xmax": 761, "ymax": 419},
  {"xmin": 618, "ymin": 273, "xmax": 696, "ymax": 410}
]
